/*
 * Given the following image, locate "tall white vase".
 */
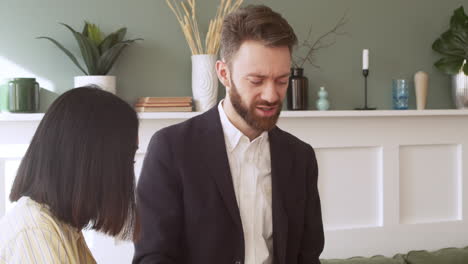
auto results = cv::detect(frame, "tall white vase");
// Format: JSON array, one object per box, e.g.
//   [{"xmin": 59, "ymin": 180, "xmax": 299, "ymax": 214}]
[
  {"xmin": 74, "ymin": 75, "xmax": 117, "ymax": 94},
  {"xmin": 191, "ymin": 54, "xmax": 218, "ymax": 112},
  {"xmin": 414, "ymin": 71, "xmax": 429, "ymax": 110}
]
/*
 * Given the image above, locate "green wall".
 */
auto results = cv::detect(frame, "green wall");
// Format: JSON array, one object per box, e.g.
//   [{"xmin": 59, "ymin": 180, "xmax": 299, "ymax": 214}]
[{"xmin": 0, "ymin": 0, "xmax": 465, "ymax": 111}]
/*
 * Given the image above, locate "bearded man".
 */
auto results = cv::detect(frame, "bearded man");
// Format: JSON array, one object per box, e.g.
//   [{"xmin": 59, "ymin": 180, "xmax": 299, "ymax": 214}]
[{"xmin": 133, "ymin": 5, "xmax": 324, "ymax": 264}]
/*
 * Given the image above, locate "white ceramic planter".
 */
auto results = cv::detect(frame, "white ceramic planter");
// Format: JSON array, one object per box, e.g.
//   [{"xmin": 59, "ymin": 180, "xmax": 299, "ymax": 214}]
[
  {"xmin": 74, "ymin": 75, "xmax": 116, "ymax": 94},
  {"xmin": 191, "ymin": 54, "xmax": 218, "ymax": 112},
  {"xmin": 452, "ymin": 71, "xmax": 468, "ymax": 109}
]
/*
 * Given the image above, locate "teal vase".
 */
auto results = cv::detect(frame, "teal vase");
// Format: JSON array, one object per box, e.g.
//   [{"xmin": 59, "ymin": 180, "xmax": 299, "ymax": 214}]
[{"xmin": 316, "ymin": 86, "xmax": 330, "ymax": 111}]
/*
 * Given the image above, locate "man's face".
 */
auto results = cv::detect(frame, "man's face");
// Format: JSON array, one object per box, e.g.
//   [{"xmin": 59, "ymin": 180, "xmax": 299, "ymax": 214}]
[{"xmin": 223, "ymin": 40, "xmax": 291, "ymax": 131}]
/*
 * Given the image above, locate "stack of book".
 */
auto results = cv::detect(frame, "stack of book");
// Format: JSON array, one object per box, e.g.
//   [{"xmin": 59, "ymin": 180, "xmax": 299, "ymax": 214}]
[{"xmin": 135, "ymin": 97, "xmax": 193, "ymax": 112}]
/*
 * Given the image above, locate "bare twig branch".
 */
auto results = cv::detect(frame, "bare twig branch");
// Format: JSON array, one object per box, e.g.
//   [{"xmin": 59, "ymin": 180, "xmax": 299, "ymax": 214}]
[{"xmin": 295, "ymin": 12, "xmax": 349, "ymax": 68}]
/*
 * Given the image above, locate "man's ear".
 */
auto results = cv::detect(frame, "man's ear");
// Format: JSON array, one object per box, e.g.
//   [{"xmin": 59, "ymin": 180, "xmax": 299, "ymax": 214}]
[{"xmin": 216, "ymin": 60, "xmax": 231, "ymax": 88}]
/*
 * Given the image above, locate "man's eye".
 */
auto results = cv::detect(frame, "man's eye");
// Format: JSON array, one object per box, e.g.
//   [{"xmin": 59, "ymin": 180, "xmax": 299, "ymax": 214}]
[{"xmin": 250, "ymin": 80, "xmax": 262, "ymax": 85}]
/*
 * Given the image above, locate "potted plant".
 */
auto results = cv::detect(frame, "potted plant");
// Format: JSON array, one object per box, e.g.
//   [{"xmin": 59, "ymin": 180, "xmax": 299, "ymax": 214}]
[
  {"xmin": 166, "ymin": 0, "xmax": 243, "ymax": 112},
  {"xmin": 287, "ymin": 14, "xmax": 347, "ymax": 110},
  {"xmin": 289, "ymin": 14, "xmax": 348, "ymax": 110},
  {"xmin": 38, "ymin": 22, "xmax": 142, "ymax": 94},
  {"xmin": 432, "ymin": 6, "xmax": 468, "ymax": 109}
]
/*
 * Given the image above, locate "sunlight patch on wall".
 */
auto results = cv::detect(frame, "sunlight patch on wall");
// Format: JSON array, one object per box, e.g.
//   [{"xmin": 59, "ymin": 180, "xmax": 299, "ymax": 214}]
[{"xmin": 0, "ymin": 56, "xmax": 55, "ymax": 92}]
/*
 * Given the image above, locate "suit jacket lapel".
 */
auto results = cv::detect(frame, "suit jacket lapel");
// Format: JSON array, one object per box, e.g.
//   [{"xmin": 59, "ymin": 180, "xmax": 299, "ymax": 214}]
[
  {"xmin": 201, "ymin": 107, "xmax": 243, "ymax": 232},
  {"xmin": 269, "ymin": 127, "xmax": 290, "ymax": 264}
]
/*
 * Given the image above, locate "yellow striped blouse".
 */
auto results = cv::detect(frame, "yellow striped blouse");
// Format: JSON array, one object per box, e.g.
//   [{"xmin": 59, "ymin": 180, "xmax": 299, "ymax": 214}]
[{"xmin": 0, "ymin": 196, "xmax": 96, "ymax": 264}]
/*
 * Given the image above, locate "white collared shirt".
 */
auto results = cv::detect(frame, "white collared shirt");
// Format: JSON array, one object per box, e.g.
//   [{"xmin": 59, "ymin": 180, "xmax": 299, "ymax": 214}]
[{"xmin": 218, "ymin": 101, "xmax": 273, "ymax": 264}]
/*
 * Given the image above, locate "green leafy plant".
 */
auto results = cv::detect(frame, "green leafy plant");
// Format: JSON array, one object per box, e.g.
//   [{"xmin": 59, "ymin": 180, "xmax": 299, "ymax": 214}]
[
  {"xmin": 38, "ymin": 22, "xmax": 142, "ymax": 75},
  {"xmin": 432, "ymin": 6, "xmax": 468, "ymax": 75}
]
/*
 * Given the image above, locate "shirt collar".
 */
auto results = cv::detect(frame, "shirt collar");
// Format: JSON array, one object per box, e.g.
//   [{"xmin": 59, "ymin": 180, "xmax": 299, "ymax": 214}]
[
  {"xmin": 218, "ymin": 100, "xmax": 243, "ymax": 152},
  {"xmin": 218, "ymin": 100, "xmax": 268, "ymax": 152}
]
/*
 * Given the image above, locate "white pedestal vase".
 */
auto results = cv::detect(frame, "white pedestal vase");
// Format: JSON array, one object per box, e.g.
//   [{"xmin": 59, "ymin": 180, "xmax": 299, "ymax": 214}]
[
  {"xmin": 414, "ymin": 71, "xmax": 429, "ymax": 110},
  {"xmin": 191, "ymin": 54, "xmax": 218, "ymax": 112},
  {"xmin": 74, "ymin": 75, "xmax": 116, "ymax": 94}
]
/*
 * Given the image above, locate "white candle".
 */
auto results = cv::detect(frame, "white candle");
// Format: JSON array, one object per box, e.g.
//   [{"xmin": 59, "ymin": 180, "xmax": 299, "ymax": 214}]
[{"xmin": 363, "ymin": 49, "xmax": 369, "ymax": 70}]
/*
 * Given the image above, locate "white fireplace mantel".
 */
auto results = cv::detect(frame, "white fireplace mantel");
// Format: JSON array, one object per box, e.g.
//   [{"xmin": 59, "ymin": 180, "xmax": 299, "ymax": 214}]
[
  {"xmin": 1, "ymin": 109, "xmax": 468, "ymax": 263},
  {"xmin": 1, "ymin": 109, "xmax": 468, "ymax": 121}
]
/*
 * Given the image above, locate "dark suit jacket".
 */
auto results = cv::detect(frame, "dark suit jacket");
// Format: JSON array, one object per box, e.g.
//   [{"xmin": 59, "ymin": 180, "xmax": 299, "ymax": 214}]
[{"xmin": 133, "ymin": 106, "xmax": 324, "ymax": 264}]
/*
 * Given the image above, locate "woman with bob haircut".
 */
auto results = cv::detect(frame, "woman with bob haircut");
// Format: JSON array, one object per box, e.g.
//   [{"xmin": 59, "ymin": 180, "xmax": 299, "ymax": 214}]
[{"xmin": 0, "ymin": 87, "xmax": 139, "ymax": 263}]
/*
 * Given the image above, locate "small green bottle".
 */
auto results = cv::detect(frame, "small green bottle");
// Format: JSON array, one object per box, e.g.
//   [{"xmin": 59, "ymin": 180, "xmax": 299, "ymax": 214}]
[
  {"xmin": 0, "ymin": 78, "xmax": 9, "ymax": 112},
  {"xmin": 316, "ymin": 86, "xmax": 330, "ymax": 111}
]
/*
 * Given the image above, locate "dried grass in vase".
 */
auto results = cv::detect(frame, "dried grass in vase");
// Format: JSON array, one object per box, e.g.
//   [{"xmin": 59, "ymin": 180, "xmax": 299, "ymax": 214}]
[{"xmin": 166, "ymin": 0, "xmax": 243, "ymax": 55}]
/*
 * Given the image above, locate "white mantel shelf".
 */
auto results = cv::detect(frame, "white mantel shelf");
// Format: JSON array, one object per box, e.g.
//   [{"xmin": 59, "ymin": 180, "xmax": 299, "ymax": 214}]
[{"xmin": 1, "ymin": 109, "xmax": 468, "ymax": 121}]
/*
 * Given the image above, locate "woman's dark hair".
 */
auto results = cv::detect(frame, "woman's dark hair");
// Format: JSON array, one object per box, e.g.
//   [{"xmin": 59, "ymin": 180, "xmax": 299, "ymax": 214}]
[{"xmin": 10, "ymin": 86, "xmax": 139, "ymax": 240}]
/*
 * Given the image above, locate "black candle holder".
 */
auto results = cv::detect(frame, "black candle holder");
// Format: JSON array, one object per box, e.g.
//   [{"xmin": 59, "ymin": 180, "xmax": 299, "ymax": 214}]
[{"xmin": 355, "ymin": 69, "xmax": 376, "ymax": 110}]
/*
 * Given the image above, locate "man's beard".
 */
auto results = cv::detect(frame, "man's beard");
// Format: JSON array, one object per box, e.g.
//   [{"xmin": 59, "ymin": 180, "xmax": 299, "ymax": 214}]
[{"xmin": 229, "ymin": 77, "xmax": 282, "ymax": 132}]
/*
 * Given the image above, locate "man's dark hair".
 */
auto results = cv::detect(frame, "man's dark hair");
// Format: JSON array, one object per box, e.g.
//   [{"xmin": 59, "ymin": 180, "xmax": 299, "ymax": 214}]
[{"xmin": 220, "ymin": 4, "xmax": 298, "ymax": 63}]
